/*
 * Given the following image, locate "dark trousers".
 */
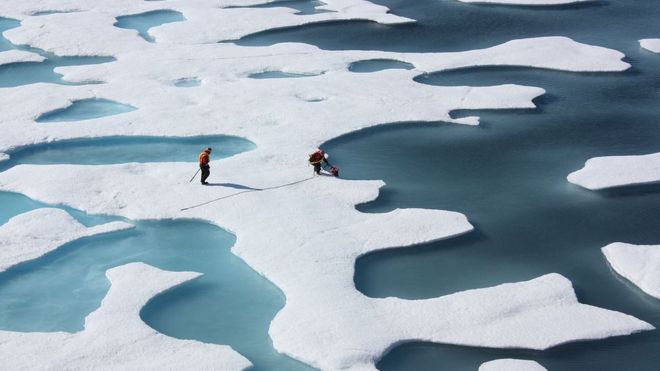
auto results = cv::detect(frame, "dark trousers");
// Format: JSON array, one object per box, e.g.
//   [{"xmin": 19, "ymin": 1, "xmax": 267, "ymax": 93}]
[
  {"xmin": 313, "ymin": 160, "xmax": 330, "ymax": 175},
  {"xmin": 200, "ymin": 165, "xmax": 210, "ymax": 183},
  {"xmin": 313, "ymin": 163, "xmax": 322, "ymax": 174}
]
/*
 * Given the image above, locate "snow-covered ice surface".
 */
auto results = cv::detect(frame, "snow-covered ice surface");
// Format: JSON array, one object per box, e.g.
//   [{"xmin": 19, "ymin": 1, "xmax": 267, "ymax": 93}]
[
  {"xmin": 0, "ymin": 50, "xmax": 44, "ymax": 67},
  {"xmin": 602, "ymin": 243, "xmax": 660, "ymax": 299},
  {"xmin": 0, "ymin": 262, "xmax": 252, "ymax": 370},
  {"xmin": 479, "ymin": 359, "xmax": 547, "ymax": 371},
  {"xmin": 0, "ymin": 36, "xmax": 628, "ymax": 151},
  {"xmin": 0, "ymin": 208, "xmax": 131, "ymax": 272},
  {"xmin": 0, "ymin": 0, "xmax": 655, "ymax": 370},
  {"xmin": 567, "ymin": 152, "xmax": 660, "ymax": 190},
  {"xmin": 0, "ymin": 165, "xmax": 653, "ymax": 369},
  {"xmin": 640, "ymin": 39, "xmax": 660, "ymax": 53},
  {"xmin": 0, "ymin": 153, "xmax": 8, "ymax": 162},
  {"xmin": 458, "ymin": 0, "xmax": 592, "ymax": 6},
  {"xmin": 0, "ymin": 0, "xmax": 411, "ymax": 53}
]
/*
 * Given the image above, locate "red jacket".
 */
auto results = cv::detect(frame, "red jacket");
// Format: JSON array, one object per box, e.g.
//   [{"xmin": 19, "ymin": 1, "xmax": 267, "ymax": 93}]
[
  {"xmin": 199, "ymin": 150, "xmax": 210, "ymax": 166},
  {"xmin": 309, "ymin": 150, "xmax": 324, "ymax": 165}
]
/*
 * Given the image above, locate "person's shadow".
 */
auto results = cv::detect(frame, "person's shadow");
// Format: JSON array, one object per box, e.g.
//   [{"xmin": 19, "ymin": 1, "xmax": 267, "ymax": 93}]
[{"xmin": 206, "ymin": 183, "xmax": 262, "ymax": 191}]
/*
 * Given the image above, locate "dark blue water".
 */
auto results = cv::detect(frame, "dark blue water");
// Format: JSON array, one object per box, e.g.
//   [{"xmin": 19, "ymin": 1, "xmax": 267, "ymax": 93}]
[
  {"xmin": 235, "ymin": 0, "xmax": 660, "ymax": 53},
  {"xmin": 35, "ymin": 98, "xmax": 137, "ymax": 122},
  {"xmin": 114, "ymin": 10, "xmax": 185, "ymax": 43},
  {"xmin": 0, "ymin": 18, "xmax": 114, "ymax": 87},
  {"xmin": 226, "ymin": 0, "xmax": 333, "ymax": 15},
  {"xmin": 0, "ymin": 135, "xmax": 255, "ymax": 173},
  {"xmin": 326, "ymin": 102, "xmax": 660, "ymax": 370},
  {"xmin": 349, "ymin": 59, "xmax": 414, "ymax": 73}
]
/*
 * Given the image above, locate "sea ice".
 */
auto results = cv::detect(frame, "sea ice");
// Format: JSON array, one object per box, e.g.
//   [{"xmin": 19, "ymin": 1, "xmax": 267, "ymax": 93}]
[
  {"xmin": 0, "ymin": 163, "xmax": 653, "ymax": 370},
  {"xmin": 640, "ymin": 39, "xmax": 660, "ymax": 53},
  {"xmin": 567, "ymin": 152, "xmax": 660, "ymax": 190},
  {"xmin": 0, "ymin": 153, "xmax": 8, "ymax": 162},
  {"xmin": 479, "ymin": 359, "xmax": 547, "ymax": 371},
  {"xmin": 0, "ymin": 262, "xmax": 251, "ymax": 370},
  {"xmin": 602, "ymin": 243, "xmax": 660, "ymax": 299},
  {"xmin": 158, "ymin": 0, "xmax": 412, "ymax": 44},
  {"xmin": 0, "ymin": 36, "xmax": 627, "ymax": 152},
  {"xmin": 0, "ymin": 0, "xmax": 651, "ymax": 369},
  {"xmin": 0, "ymin": 50, "xmax": 44, "ymax": 66},
  {"xmin": 0, "ymin": 208, "xmax": 131, "ymax": 272},
  {"xmin": 0, "ymin": 0, "xmax": 411, "ymax": 53}
]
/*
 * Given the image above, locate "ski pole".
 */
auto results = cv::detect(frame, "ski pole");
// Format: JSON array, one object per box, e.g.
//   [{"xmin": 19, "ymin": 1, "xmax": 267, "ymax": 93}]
[{"xmin": 189, "ymin": 168, "xmax": 201, "ymax": 182}]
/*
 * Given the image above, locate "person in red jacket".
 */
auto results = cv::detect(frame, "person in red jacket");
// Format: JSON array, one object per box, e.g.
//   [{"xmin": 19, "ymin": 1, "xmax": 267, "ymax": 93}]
[
  {"xmin": 308, "ymin": 148, "xmax": 338, "ymax": 176},
  {"xmin": 199, "ymin": 147, "xmax": 212, "ymax": 185}
]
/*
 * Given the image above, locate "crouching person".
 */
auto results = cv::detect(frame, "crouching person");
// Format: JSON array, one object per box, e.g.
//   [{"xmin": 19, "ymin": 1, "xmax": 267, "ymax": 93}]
[{"xmin": 308, "ymin": 148, "xmax": 339, "ymax": 176}]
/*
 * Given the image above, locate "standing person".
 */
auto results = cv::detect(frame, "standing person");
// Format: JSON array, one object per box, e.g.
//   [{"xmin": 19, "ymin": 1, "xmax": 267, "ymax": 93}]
[
  {"xmin": 199, "ymin": 147, "xmax": 212, "ymax": 185},
  {"xmin": 308, "ymin": 148, "xmax": 332, "ymax": 175}
]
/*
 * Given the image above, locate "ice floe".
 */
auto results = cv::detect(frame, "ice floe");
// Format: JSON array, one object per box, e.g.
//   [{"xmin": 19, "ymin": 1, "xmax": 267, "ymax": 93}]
[
  {"xmin": 274, "ymin": 273, "xmax": 651, "ymax": 370},
  {"xmin": 0, "ymin": 163, "xmax": 653, "ymax": 369},
  {"xmin": 155, "ymin": 4, "xmax": 410, "ymax": 45},
  {"xmin": 0, "ymin": 262, "xmax": 251, "ymax": 370},
  {"xmin": 480, "ymin": 359, "xmax": 547, "ymax": 371},
  {"xmin": 0, "ymin": 0, "xmax": 650, "ymax": 369},
  {"xmin": 0, "ymin": 0, "xmax": 411, "ymax": 53},
  {"xmin": 0, "ymin": 37, "xmax": 627, "ymax": 152},
  {"xmin": 458, "ymin": 0, "xmax": 593, "ymax": 5},
  {"xmin": 567, "ymin": 152, "xmax": 660, "ymax": 190},
  {"xmin": 0, "ymin": 50, "xmax": 45, "ymax": 67},
  {"xmin": 0, "ymin": 153, "xmax": 8, "ymax": 162},
  {"xmin": 640, "ymin": 39, "xmax": 660, "ymax": 53},
  {"xmin": 0, "ymin": 208, "xmax": 131, "ymax": 272},
  {"xmin": 602, "ymin": 243, "xmax": 660, "ymax": 299}
]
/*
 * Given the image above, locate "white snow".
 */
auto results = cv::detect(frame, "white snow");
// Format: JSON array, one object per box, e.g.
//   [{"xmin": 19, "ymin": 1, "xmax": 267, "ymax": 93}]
[
  {"xmin": 0, "ymin": 50, "xmax": 45, "ymax": 67},
  {"xmin": 0, "ymin": 262, "xmax": 252, "ymax": 370},
  {"xmin": 567, "ymin": 152, "xmax": 660, "ymax": 190},
  {"xmin": 0, "ymin": 153, "xmax": 8, "ymax": 162},
  {"xmin": 480, "ymin": 359, "xmax": 547, "ymax": 371},
  {"xmin": 640, "ymin": 39, "xmax": 660, "ymax": 53},
  {"xmin": 602, "ymin": 243, "xmax": 660, "ymax": 299},
  {"xmin": 0, "ymin": 208, "xmax": 132, "ymax": 272},
  {"xmin": 459, "ymin": 0, "xmax": 592, "ymax": 5},
  {"xmin": 0, "ymin": 0, "xmax": 651, "ymax": 370}
]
